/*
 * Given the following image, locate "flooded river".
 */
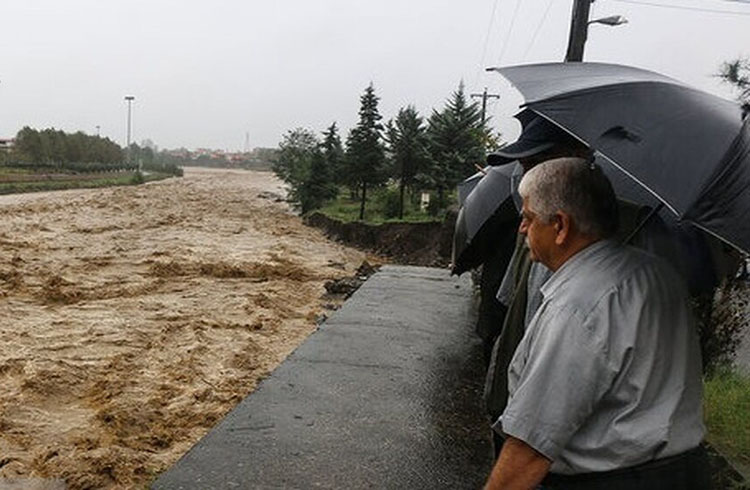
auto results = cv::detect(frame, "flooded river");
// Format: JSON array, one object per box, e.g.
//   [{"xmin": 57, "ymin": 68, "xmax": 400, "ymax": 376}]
[{"xmin": 0, "ymin": 168, "xmax": 368, "ymax": 488}]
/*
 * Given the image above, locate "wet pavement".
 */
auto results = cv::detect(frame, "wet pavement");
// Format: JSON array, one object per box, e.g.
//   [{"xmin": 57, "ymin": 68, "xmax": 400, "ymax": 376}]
[{"xmin": 152, "ymin": 265, "xmax": 493, "ymax": 489}]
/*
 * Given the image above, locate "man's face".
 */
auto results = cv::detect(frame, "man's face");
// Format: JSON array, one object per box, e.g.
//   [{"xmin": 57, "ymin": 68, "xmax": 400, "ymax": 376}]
[{"xmin": 519, "ymin": 197, "xmax": 558, "ymax": 267}]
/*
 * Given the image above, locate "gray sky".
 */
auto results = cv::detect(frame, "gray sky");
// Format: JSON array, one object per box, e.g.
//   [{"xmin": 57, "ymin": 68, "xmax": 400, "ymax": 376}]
[{"xmin": 1, "ymin": 0, "xmax": 749, "ymax": 151}]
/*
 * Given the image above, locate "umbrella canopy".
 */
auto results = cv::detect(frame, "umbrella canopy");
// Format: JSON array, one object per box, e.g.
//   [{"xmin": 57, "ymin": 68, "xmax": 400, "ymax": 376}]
[
  {"xmin": 457, "ymin": 169, "xmax": 485, "ymax": 207},
  {"xmin": 452, "ymin": 164, "xmax": 519, "ymax": 275},
  {"xmin": 490, "ymin": 62, "xmax": 750, "ymax": 253}
]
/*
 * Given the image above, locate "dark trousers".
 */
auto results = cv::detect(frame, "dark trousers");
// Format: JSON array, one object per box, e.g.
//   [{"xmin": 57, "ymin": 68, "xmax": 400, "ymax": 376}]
[{"xmin": 541, "ymin": 446, "xmax": 710, "ymax": 490}]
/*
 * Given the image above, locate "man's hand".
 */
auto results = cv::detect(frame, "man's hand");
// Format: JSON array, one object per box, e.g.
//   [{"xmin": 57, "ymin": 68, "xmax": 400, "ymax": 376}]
[{"xmin": 484, "ymin": 436, "xmax": 551, "ymax": 490}]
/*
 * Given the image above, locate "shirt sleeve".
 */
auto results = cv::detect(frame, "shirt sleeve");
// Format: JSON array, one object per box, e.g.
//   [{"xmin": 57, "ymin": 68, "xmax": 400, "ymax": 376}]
[{"xmin": 500, "ymin": 302, "xmax": 619, "ymax": 460}]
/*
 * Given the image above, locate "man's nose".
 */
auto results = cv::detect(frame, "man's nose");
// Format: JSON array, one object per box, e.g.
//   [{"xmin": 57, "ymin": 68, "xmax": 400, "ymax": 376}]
[{"xmin": 519, "ymin": 220, "xmax": 528, "ymax": 235}]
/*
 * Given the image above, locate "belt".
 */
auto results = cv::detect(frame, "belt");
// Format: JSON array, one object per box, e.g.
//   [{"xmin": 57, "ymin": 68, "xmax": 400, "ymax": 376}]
[{"xmin": 542, "ymin": 445, "xmax": 706, "ymax": 486}]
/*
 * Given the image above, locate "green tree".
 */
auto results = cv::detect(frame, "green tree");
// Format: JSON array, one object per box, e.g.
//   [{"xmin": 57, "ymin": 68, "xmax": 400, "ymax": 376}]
[
  {"xmin": 12, "ymin": 126, "xmax": 124, "ymax": 165},
  {"xmin": 297, "ymin": 150, "xmax": 338, "ymax": 213},
  {"xmin": 426, "ymin": 82, "xmax": 487, "ymax": 208},
  {"xmin": 274, "ymin": 127, "xmax": 337, "ymax": 212},
  {"xmin": 321, "ymin": 122, "xmax": 346, "ymax": 187},
  {"xmin": 14, "ymin": 127, "xmax": 44, "ymax": 163},
  {"xmin": 718, "ymin": 58, "xmax": 750, "ymax": 113},
  {"xmin": 274, "ymin": 127, "xmax": 319, "ymax": 190},
  {"xmin": 345, "ymin": 83, "xmax": 387, "ymax": 220},
  {"xmin": 385, "ymin": 106, "xmax": 429, "ymax": 219}
]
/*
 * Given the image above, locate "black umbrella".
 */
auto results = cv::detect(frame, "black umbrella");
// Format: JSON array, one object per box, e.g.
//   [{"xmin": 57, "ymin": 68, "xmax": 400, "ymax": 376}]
[
  {"xmin": 452, "ymin": 164, "xmax": 519, "ymax": 275},
  {"xmin": 452, "ymin": 109, "xmax": 577, "ymax": 275},
  {"xmin": 457, "ymin": 169, "xmax": 486, "ymax": 208},
  {"xmin": 489, "ymin": 62, "xmax": 750, "ymax": 253}
]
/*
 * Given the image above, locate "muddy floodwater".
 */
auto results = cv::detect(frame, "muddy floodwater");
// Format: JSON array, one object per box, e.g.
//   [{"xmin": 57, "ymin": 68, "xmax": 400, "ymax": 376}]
[{"xmin": 0, "ymin": 168, "xmax": 368, "ymax": 488}]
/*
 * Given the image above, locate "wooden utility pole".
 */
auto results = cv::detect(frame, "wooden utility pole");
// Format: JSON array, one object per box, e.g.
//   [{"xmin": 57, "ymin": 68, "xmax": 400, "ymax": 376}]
[
  {"xmin": 471, "ymin": 87, "xmax": 501, "ymax": 124},
  {"xmin": 565, "ymin": 0, "xmax": 593, "ymax": 62}
]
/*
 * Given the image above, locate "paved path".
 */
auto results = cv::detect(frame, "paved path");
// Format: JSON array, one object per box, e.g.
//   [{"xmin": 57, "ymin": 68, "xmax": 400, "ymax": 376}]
[{"xmin": 153, "ymin": 265, "xmax": 493, "ymax": 489}]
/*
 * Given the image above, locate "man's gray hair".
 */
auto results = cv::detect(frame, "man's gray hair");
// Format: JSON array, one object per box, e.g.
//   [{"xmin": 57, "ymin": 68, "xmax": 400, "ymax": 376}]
[{"xmin": 518, "ymin": 157, "xmax": 619, "ymax": 238}]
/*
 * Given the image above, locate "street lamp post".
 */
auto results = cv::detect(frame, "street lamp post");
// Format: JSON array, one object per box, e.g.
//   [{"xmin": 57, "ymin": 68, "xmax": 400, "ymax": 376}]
[
  {"xmin": 566, "ymin": 0, "xmax": 628, "ymax": 62},
  {"xmin": 124, "ymin": 95, "xmax": 135, "ymax": 170}
]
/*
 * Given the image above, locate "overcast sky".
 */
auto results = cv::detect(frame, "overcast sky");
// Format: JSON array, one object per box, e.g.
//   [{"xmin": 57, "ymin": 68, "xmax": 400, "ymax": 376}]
[{"xmin": 1, "ymin": 0, "xmax": 748, "ymax": 151}]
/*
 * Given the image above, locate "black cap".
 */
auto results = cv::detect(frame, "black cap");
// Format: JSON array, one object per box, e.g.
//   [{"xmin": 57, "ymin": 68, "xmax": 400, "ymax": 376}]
[{"xmin": 487, "ymin": 112, "xmax": 570, "ymax": 166}]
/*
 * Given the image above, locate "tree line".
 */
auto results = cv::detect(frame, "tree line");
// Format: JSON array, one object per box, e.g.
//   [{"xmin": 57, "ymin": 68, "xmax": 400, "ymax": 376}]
[
  {"xmin": 273, "ymin": 82, "xmax": 499, "ymax": 218},
  {"xmin": 10, "ymin": 127, "xmax": 124, "ymax": 166},
  {"xmin": 1, "ymin": 127, "xmax": 182, "ymax": 176}
]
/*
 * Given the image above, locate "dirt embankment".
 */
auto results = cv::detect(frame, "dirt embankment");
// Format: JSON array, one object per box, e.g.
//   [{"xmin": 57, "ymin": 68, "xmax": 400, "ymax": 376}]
[
  {"xmin": 0, "ymin": 168, "xmax": 370, "ymax": 488},
  {"xmin": 305, "ymin": 211, "xmax": 456, "ymax": 268}
]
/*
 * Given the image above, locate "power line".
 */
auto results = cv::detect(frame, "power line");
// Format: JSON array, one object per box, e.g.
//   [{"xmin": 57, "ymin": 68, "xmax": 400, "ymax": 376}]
[
  {"xmin": 474, "ymin": 0, "xmax": 501, "ymax": 88},
  {"xmin": 612, "ymin": 0, "xmax": 750, "ymax": 15},
  {"xmin": 522, "ymin": 0, "xmax": 556, "ymax": 61},
  {"xmin": 496, "ymin": 0, "xmax": 523, "ymax": 65}
]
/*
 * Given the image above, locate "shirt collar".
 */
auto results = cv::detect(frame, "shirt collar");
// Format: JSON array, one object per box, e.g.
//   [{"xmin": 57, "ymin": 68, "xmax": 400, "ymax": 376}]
[{"xmin": 540, "ymin": 239, "xmax": 618, "ymax": 300}]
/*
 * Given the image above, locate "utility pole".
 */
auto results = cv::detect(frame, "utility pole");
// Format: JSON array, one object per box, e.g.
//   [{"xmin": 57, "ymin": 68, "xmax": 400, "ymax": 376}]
[
  {"xmin": 124, "ymin": 95, "xmax": 135, "ymax": 169},
  {"xmin": 470, "ymin": 87, "xmax": 500, "ymax": 124},
  {"xmin": 565, "ymin": 0, "xmax": 593, "ymax": 62},
  {"xmin": 96, "ymin": 125, "xmax": 100, "ymax": 137}
]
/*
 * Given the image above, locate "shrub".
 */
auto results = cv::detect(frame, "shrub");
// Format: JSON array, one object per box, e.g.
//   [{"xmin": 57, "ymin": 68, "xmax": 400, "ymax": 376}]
[
  {"xmin": 130, "ymin": 171, "xmax": 145, "ymax": 185},
  {"xmin": 380, "ymin": 188, "xmax": 402, "ymax": 219},
  {"xmin": 696, "ymin": 277, "xmax": 750, "ymax": 375}
]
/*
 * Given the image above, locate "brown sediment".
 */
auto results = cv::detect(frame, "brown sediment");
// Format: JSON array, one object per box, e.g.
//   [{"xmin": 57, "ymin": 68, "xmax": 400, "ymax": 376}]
[{"xmin": 0, "ymin": 168, "xmax": 372, "ymax": 489}]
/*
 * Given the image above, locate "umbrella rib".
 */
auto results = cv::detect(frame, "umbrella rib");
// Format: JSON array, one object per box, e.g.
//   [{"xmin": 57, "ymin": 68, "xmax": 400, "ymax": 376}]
[
  {"xmin": 595, "ymin": 152, "xmax": 680, "ymax": 217},
  {"xmin": 623, "ymin": 202, "xmax": 664, "ymax": 245},
  {"xmin": 529, "ymin": 110, "xmax": 681, "ymax": 217},
  {"xmin": 686, "ymin": 220, "xmax": 748, "ymax": 255}
]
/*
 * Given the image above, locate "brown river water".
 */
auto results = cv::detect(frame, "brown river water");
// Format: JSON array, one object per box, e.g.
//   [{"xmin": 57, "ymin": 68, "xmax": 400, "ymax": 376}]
[{"xmin": 0, "ymin": 168, "xmax": 368, "ymax": 488}]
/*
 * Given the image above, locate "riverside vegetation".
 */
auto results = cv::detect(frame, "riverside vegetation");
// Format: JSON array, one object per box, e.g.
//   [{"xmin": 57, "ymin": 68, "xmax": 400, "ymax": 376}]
[{"xmin": 0, "ymin": 127, "xmax": 183, "ymax": 195}]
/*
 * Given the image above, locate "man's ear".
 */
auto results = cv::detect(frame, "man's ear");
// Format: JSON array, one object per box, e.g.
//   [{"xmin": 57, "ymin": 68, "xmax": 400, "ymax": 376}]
[{"xmin": 554, "ymin": 211, "xmax": 571, "ymax": 245}]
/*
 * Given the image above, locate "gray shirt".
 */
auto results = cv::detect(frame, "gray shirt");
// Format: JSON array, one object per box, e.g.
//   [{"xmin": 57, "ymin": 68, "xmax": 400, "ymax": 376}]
[{"xmin": 495, "ymin": 240, "xmax": 704, "ymax": 474}]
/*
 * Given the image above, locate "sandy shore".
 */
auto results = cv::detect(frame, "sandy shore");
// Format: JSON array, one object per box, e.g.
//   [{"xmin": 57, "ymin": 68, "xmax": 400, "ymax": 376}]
[{"xmin": 0, "ymin": 168, "xmax": 368, "ymax": 488}]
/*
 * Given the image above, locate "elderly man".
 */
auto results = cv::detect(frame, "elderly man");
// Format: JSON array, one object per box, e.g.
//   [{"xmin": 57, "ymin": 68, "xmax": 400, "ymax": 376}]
[{"xmin": 484, "ymin": 158, "xmax": 707, "ymax": 490}]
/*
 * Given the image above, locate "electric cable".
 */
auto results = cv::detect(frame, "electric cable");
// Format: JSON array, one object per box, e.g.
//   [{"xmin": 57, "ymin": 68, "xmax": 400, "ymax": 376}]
[
  {"xmin": 474, "ymin": 0, "xmax": 501, "ymax": 89},
  {"xmin": 496, "ymin": 0, "xmax": 523, "ymax": 65},
  {"xmin": 522, "ymin": 0, "xmax": 556, "ymax": 61},
  {"xmin": 612, "ymin": 0, "xmax": 750, "ymax": 16}
]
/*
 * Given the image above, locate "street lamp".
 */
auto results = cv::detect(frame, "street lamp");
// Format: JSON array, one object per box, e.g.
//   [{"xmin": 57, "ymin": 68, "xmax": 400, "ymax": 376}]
[
  {"xmin": 588, "ymin": 15, "xmax": 628, "ymax": 27},
  {"xmin": 567, "ymin": 6, "xmax": 628, "ymax": 62},
  {"xmin": 124, "ymin": 95, "xmax": 135, "ymax": 169}
]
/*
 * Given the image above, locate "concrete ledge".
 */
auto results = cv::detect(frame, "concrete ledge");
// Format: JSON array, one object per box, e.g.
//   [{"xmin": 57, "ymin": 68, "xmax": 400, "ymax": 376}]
[{"xmin": 153, "ymin": 265, "xmax": 493, "ymax": 489}]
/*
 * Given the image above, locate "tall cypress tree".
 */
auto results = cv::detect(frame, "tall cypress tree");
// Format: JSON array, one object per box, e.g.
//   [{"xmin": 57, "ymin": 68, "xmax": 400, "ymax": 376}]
[
  {"xmin": 386, "ymin": 106, "xmax": 429, "ymax": 219},
  {"xmin": 297, "ymin": 149, "xmax": 338, "ymax": 213},
  {"xmin": 345, "ymin": 83, "xmax": 386, "ymax": 220},
  {"xmin": 426, "ymin": 82, "xmax": 487, "ymax": 207},
  {"xmin": 321, "ymin": 122, "xmax": 346, "ymax": 188}
]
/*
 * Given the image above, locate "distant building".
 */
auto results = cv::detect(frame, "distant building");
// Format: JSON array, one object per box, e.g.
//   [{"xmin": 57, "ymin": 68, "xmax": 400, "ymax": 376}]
[{"xmin": 0, "ymin": 138, "xmax": 14, "ymax": 152}]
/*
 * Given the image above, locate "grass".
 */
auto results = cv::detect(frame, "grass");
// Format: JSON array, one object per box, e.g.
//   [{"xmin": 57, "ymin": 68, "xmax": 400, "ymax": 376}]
[
  {"xmin": 0, "ymin": 166, "xmax": 35, "ymax": 176},
  {"xmin": 704, "ymin": 366, "xmax": 750, "ymax": 478},
  {"xmin": 0, "ymin": 171, "xmax": 174, "ymax": 195},
  {"xmin": 316, "ymin": 186, "xmax": 449, "ymax": 225}
]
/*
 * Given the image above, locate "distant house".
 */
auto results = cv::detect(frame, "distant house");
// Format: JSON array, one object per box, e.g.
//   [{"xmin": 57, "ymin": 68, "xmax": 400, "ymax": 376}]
[{"xmin": 0, "ymin": 138, "xmax": 14, "ymax": 151}]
